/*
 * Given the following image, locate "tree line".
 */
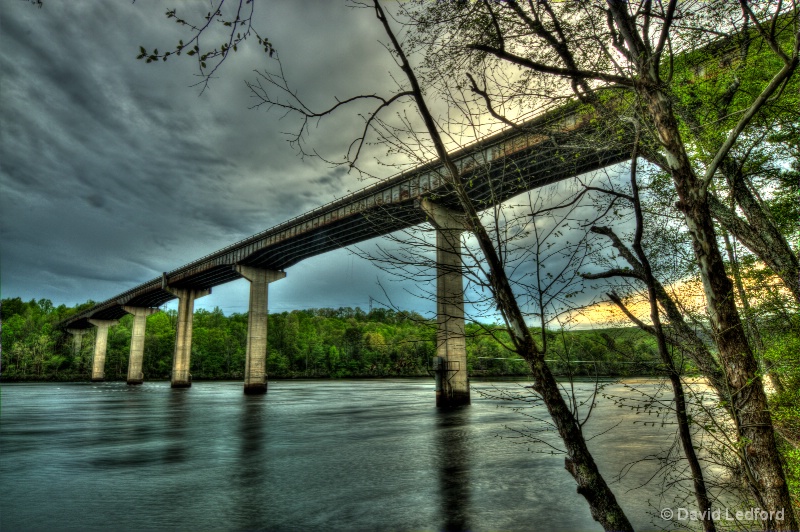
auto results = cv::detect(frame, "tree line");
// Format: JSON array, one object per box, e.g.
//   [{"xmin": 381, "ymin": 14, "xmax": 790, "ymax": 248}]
[{"xmin": 1, "ymin": 297, "xmax": 669, "ymax": 381}]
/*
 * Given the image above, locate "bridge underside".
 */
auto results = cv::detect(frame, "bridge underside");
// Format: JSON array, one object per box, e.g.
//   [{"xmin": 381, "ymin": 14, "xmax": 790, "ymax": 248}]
[
  {"xmin": 57, "ymin": 101, "xmax": 633, "ymax": 402},
  {"xmin": 61, "ymin": 110, "xmax": 631, "ymax": 331}
]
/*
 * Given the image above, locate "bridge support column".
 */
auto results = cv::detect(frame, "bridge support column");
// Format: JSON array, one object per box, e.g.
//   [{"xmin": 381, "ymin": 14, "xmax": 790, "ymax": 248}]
[
  {"xmin": 88, "ymin": 319, "xmax": 118, "ymax": 382},
  {"xmin": 164, "ymin": 287, "xmax": 210, "ymax": 388},
  {"xmin": 66, "ymin": 328, "xmax": 85, "ymax": 355},
  {"xmin": 420, "ymin": 198, "xmax": 470, "ymax": 407},
  {"xmin": 122, "ymin": 306, "xmax": 159, "ymax": 385},
  {"xmin": 67, "ymin": 328, "xmax": 88, "ymax": 375},
  {"xmin": 234, "ymin": 265, "xmax": 286, "ymax": 394}
]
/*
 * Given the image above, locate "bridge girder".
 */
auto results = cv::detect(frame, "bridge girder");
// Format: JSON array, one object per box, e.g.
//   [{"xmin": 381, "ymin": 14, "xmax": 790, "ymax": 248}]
[{"xmin": 58, "ymin": 101, "xmax": 633, "ymax": 330}]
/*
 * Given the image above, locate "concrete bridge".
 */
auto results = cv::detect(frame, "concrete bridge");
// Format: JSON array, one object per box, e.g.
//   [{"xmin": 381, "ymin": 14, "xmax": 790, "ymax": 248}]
[{"xmin": 59, "ymin": 101, "xmax": 631, "ymax": 406}]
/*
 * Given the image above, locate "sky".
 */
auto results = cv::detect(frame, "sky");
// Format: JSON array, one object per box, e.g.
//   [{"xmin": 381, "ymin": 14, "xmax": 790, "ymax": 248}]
[{"xmin": 1, "ymin": 1, "xmax": 628, "ymax": 325}]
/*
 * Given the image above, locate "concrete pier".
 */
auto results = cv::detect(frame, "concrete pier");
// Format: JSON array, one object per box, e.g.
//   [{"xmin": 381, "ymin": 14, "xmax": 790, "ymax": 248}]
[
  {"xmin": 164, "ymin": 286, "xmax": 210, "ymax": 388},
  {"xmin": 420, "ymin": 198, "xmax": 470, "ymax": 407},
  {"xmin": 234, "ymin": 265, "xmax": 286, "ymax": 394},
  {"xmin": 122, "ymin": 306, "xmax": 159, "ymax": 385},
  {"xmin": 87, "ymin": 319, "xmax": 118, "ymax": 382},
  {"xmin": 67, "ymin": 328, "xmax": 87, "ymax": 374},
  {"xmin": 66, "ymin": 328, "xmax": 85, "ymax": 355}
]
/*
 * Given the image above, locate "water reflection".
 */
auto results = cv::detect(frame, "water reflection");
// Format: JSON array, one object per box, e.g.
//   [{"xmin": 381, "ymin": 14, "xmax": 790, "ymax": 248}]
[
  {"xmin": 436, "ymin": 408, "xmax": 472, "ymax": 531},
  {"xmin": 85, "ymin": 384, "xmax": 155, "ymax": 469},
  {"xmin": 164, "ymin": 388, "xmax": 189, "ymax": 464},
  {"xmin": 236, "ymin": 394, "xmax": 267, "ymax": 526},
  {"xmin": 1, "ymin": 380, "xmax": 691, "ymax": 531}
]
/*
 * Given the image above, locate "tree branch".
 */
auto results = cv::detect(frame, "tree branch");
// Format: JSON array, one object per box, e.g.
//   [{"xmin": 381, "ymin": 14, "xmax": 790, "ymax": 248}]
[
  {"xmin": 467, "ymin": 43, "xmax": 633, "ymax": 86},
  {"xmin": 702, "ymin": 52, "xmax": 799, "ymax": 191},
  {"xmin": 607, "ymin": 291, "xmax": 655, "ymax": 334}
]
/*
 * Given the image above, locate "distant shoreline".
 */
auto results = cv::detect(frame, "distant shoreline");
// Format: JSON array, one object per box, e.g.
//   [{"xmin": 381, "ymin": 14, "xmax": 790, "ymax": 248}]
[{"xmin": 0, "ymin": 371, "xmax": 672, "ymax": 384}]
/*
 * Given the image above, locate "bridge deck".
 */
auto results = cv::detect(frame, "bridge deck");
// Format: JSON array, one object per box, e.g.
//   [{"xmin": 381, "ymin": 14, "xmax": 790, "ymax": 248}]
[{"xmin": 60, "ymin": 101, "xmax": 631, "ymax": 329}]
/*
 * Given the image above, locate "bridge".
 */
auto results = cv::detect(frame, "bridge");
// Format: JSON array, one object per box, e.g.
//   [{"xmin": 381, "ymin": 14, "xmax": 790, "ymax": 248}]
[{"xmin": 59, "ymin": 100, "xmax": 631, "ymax": 405}]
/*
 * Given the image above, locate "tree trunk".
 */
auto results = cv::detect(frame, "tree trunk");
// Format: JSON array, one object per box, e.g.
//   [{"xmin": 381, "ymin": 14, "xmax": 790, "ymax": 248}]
[
  {"xmin": 527, "ymin": 350, "xmax": 635, "ymax": 531},
  {"xmin": 721, "ymin": 230, "xmax": 786, "ymax": 395},
  {"xmin": 642, "ymin": 84, "xmax": 796, "ymax": 531},
  {"xmin": 632, "ymin": 147, "xmax": 716, "ymax": 531},
  {"xmin": 372, "ymin": 3, "xmax": 634, "ymax": 528},
  {"xmin": 706, "ymin": 162, "xmax": 800, "ymax": 303}
]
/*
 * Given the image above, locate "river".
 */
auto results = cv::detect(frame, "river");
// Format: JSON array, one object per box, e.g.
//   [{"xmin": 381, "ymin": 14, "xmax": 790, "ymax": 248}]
[{"xmin": 1, "ymin": 378, "xmax": 696, "ymax": 531}]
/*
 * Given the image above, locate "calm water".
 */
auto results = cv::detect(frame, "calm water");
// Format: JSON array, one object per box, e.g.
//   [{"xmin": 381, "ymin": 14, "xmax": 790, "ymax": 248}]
[{"xmin": 1, "ymin": 379, "xmax": 690, "ymax": 531}]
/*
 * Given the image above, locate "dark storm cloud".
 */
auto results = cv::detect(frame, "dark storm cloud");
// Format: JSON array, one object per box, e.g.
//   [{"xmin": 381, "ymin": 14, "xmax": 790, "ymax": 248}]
[
  {"xmin": 1, "ymin": 1, "xmax": 629, "ymax": 321},
  {"xmin": 84, "ymin": 193, "xmax": 106, "ymax": 209},
  {"xmin": 0, "ymin": 1, "xmax": 416, "ymax": 313}
]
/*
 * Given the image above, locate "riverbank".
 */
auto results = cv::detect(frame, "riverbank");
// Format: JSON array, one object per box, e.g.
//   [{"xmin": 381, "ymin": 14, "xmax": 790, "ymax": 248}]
[{"xmin": 1, "ymin": 367, "xmax": 674, "ymax": 383}]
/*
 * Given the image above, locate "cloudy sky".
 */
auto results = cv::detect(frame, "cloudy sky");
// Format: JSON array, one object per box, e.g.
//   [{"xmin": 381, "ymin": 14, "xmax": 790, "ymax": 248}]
[{"xmin": 1, "ymin": 1, "xmax": 625, "ymax": 323}]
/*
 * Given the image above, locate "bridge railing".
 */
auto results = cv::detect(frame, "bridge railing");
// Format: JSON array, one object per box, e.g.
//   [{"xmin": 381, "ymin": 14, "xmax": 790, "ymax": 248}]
[
  {"xmin": 164, "ymin": 98, "xmax": 588, "ymax": 278},
  {"xmin": 58, "ymin": 96, "xmax": 611, "ymax": 328}
]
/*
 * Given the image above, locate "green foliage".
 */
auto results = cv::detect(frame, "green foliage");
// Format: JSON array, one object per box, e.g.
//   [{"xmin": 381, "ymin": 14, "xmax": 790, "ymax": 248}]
[
  {"xmin": 543, "ymin": 327, "xmax": 665, "ymax": 377},
  {"xmin": 764, "ymin": 318, "xmax": 800, "ymax": 390},
  {"xmin": 763, "ymin": 313, "xmax": 800, "ymax": 504},
  {"xmin": 2, "ymin": 298, "xmax": 71, "ymax": 379},
  {"xmin": 136, "ymin": 3, "xmax": 274, "ymax": 93},
  {"xmin": 771, "ymin": 385, "xmax": 800, "ymax": 505},
  {"xmin": 671, "ymin": 21, "xmax": 800, "ymax": 243},
  {"xmin": 1, "ymin": 299, "xmax": 668, "ymax": 381}
]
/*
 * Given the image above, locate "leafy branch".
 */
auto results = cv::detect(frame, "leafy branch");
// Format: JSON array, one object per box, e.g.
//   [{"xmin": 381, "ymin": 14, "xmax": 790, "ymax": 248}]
[{"xmin": 136, "ymin": 0, "xmax": 275, "ymax": 93}]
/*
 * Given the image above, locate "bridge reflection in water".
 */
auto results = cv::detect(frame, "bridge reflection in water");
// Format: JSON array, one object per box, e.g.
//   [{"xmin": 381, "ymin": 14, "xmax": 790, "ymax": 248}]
[
  {"xmin": 438, "ymin": 408, "xmax": 473, "ymax": 531},
  {"xmin": 0, "ymin": 380, "xmax": 685, "ymax": 530},
  {"xmin": 238, "ymin": 395, "xmax": 268, "ymax": 525}
]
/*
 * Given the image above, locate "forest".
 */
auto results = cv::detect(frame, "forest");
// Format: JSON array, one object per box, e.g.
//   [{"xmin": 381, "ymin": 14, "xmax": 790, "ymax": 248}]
[{"xmin": 1, "ymin": 297, "xmax": 668, "ymax": 381}]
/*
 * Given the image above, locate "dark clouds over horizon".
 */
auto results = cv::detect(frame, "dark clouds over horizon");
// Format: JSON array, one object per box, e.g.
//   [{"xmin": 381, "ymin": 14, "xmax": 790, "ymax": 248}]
[
  {"xmin": 1, "ymin": 1, "xmax": 628, "ymax": 323},
  {"xmin": 1, "ymin": 1, "xmax": 413, "ymax": 314}
]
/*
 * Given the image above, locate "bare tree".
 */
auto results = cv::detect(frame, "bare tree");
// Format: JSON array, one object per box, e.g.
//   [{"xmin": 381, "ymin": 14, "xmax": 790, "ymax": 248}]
[
  {"xmin": 598, "ymin": 132, "xmax": 717, "ymax": 530},
  {"xmin": 405, "ymin": 1, "xmax": 798, "ymax": 527}
]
